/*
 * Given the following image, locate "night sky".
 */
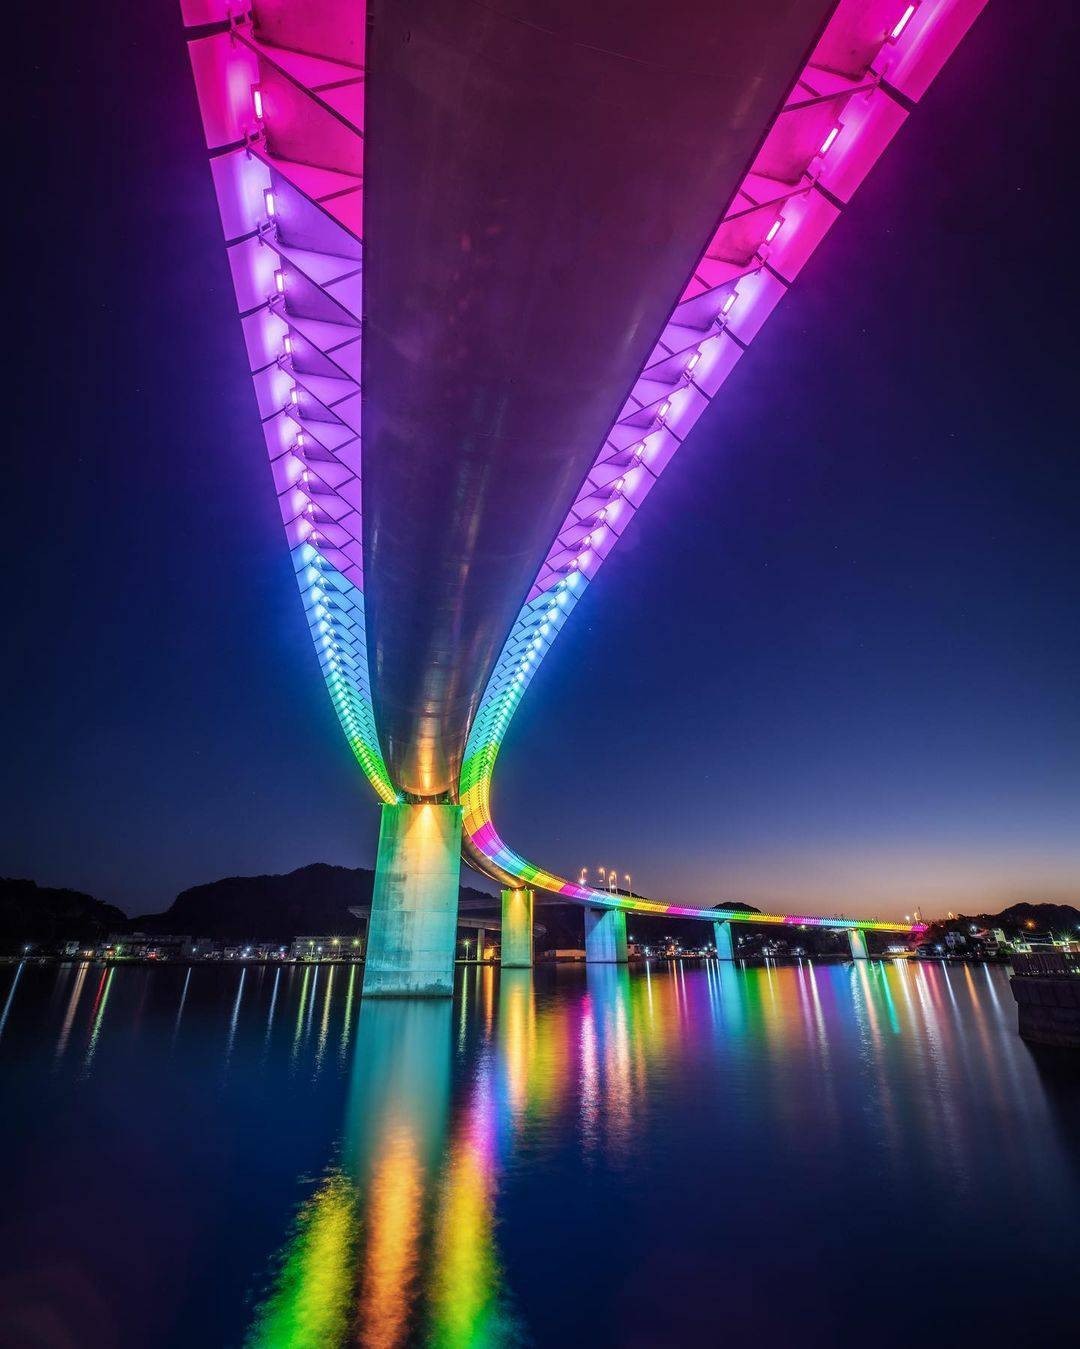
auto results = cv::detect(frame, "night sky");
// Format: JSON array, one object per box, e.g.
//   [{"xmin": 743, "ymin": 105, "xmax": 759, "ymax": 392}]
[{"xmin": 6, "ymin": 3, "xmax": 1077, "ymax": 918}]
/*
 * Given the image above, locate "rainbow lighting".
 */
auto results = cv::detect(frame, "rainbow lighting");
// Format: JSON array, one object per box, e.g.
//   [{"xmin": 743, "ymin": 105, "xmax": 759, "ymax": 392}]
[
  {"xmin": 181, "ymin": 0, "xmax": 396, "ymax": 803},
  {"xmin": 459, "ymin": 0, "xmax": 984, "ymax": 933},
  {"xmin": 180, "ymin": 1, "xmax": 980, "ymax": 939}
]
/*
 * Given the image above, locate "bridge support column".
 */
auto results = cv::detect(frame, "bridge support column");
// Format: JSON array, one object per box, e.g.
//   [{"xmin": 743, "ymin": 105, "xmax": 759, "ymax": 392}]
[
  {"xmin": 476, "ymin": 928, "xmax": 487, "ymax": 961},
  {"xmin": 848, "ymin": 929, "xmax": 869, "ymax": 960},
  {"xmin": 501, "ymin": 888, "xmax": 534, "ymax": 968},
  {"xmin": 584, "ymin": 907, "xmax": 628, "ymax": 964},
  {"xmin": 713, "ymin": 920, "xmax": 735, "ymax": 961},
  {"xmin": 362, "ymin": 802, "xmax": 462, "ymax": 998}
]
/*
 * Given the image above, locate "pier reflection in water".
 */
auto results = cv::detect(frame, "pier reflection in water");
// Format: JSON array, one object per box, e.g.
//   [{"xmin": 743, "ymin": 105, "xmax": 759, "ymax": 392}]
[{"xmin": 0, "ymin": 959, "xmax": 1076, "ymax": 1347}]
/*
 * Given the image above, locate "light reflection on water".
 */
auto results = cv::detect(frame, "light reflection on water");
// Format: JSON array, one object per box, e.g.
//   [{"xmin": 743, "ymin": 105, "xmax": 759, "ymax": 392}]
[{"xmin": 0, "ymin": 958, "xmax": 1076, "ymax": 1348}]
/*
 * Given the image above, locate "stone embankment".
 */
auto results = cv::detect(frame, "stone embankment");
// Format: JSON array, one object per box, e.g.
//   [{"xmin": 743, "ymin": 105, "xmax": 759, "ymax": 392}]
[{"xmin": 1010, "ymin": 953, "xmax": 1080, "ymax": 1048}]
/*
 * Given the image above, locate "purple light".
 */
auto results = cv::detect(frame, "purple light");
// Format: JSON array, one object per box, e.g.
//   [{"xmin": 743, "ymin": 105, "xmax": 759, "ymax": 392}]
[
  {"xmin": 283, "ymin": 334, "xmax": 293, "ymax": 355},
  {"xmin": 658, "ymin": 400, "xmax": 671, "ymax": 418},
  {"xmin": 720, "ymin": 292, "xmax": 737, "ymax": 315},
  {"xmin": 274, "ymin": 269, "xmax": 285, "ymax": 295},
  {"xmin": 264, "ymin": 188, "xmax": 276, "ymax": 218},
  {"xmin": 685, "ymin": 352, "xmax": 701, "ymax": 373},
  {"xmin": 891, "ymin": 4, "xmax": 917, "ymax": 39},
  {"xmin": 290, "ymin": 387, "xmax": 299, "ymax": 405}
]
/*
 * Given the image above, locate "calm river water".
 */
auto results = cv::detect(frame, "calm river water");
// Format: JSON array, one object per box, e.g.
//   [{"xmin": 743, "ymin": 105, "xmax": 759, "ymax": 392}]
[{"xmin": 0, "ymin": 959, "xmax": 1076, "ymax": 1347}]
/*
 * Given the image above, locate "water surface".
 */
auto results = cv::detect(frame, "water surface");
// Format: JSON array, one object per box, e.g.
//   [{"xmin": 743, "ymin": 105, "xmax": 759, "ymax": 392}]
[{"xmin": 0, "ymin": 959, "xmax": 1076, "ymax": 1347}]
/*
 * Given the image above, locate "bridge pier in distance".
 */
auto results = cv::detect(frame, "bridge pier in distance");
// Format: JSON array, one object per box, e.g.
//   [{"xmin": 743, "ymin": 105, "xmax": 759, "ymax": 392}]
[
  {"xmin": 362, "ymin": 802, "xmax": 462, "ymax": 998},
  {"xmin": 584, "ymin": 907, "xmax": 628, "ymax": 964},
  {"xmin": 713, "ymin": 920, "xmax": 735, "ymax": 961},
  {"xmin": 500, "ymin": 888, "xmax": 534, "ymax": 968},
  {"xmin": 848, "ymin": 929, "xmax": 869, "ymax": 960}
]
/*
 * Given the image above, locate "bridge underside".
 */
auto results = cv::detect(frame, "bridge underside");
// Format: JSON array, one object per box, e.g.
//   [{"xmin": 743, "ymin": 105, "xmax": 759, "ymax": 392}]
[
  {"xmin": 362, "ymin": 0, "xmax": 837, "ymax": 798},
  {"xmin": 181, "ymin": 0, "xmax": 982, "ymax": 989}
]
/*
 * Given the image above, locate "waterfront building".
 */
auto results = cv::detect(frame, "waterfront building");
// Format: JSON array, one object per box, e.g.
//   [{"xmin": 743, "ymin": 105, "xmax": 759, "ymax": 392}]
[{"xmin": 289, "ymin": 935, "xmax": 364, "ymax": 962}]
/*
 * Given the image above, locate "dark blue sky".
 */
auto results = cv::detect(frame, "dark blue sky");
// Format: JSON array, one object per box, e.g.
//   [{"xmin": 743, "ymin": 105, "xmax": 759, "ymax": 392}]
[{"xmin": 6, "ymin": 3, "xmax": 1077, "ymax": 917}]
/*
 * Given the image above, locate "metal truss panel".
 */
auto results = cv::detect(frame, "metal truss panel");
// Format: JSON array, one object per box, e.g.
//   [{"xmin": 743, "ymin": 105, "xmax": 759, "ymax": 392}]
[{"xmin": 183, "ymin": 1, "xmax": 395, "ymax": 804}]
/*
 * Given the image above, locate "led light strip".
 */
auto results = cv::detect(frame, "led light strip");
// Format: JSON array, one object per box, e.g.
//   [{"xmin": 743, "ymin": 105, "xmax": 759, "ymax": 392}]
[
  {"xmin": 182, "ymin": 1, "xmax": 396, "ymax": 802},
  {"xmin": 460, "ymin": 0, "xmax": 985, "ymax": 931}
]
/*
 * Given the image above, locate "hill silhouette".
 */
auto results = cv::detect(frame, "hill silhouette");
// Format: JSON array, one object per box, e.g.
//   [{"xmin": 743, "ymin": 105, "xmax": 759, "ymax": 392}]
[
  {"xmin": 129, "ymin": 862, "xmax": 500, "ymax": 941},
  {"xmin": 8, "ymin": 867, "xmax": 1071, "ymax": 954},
  {"xmin": 0, "ymin": 878, "xmax": 128, "ymax": 951}
]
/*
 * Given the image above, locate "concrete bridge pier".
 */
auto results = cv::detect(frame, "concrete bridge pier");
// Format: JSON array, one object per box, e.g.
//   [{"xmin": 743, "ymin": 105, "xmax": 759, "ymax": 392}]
[
  {"xmin": 713, "ymin": 920, "xmax": 735, "ymax": 961},
  {"xmin": 848, "ymin": 929, "xmax": 869, "ymax": 960},
  {"xmin": 584, "ymin": 907, "xmax": 628, "ymax": 964},
  {"xmin": 362, "ymin": 802, "xmax": 462, "ymax": 997},
  {"xmin": 500, "ymin": 888, "xmax": 535, "ymax": 968}
]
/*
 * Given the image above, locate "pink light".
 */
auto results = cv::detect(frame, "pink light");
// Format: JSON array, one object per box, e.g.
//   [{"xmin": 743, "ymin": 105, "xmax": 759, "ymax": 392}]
[
  {"xmin": 765, "ymin": 218, "xmax": 782, "ymax": 244},
  {"xmin": 819, "ymin": 126, "xmax": 840, "ymax": 155},
  {"xmin": 264, "ymin": 188, "xmax": 276, "ymax": 218},
  {"xmin": 720, "ymin": 292, "xmax": 737, "ymax": 316},
  {"xmin": 890, "ymin": 3, "xmax": 917, "ymax": 39},
  {"xmin": 252, "ymin": 86, "xmax": 264, "ymax": 121},
  {"xmin": 274, "ymin": 269, "xmax": 285, "ymax": 295}
]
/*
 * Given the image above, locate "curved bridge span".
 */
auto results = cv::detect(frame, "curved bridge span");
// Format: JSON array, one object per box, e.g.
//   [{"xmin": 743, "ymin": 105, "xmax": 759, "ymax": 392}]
[{"xmin": 182, "ymin": 0, "xmax": 982, "ymax": 993}]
